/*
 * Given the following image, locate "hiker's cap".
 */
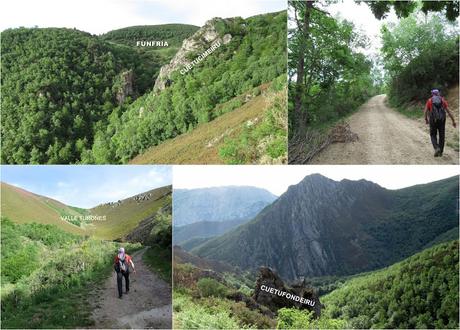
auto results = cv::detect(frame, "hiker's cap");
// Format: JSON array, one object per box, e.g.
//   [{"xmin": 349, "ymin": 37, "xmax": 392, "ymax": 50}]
[
  {"xmin": 119, "ymin": 247, "xmax": 125, "ymax": 253},
  {"xmin": 431, "ymin": 89, "xmax": 440, "ymax": 95}
]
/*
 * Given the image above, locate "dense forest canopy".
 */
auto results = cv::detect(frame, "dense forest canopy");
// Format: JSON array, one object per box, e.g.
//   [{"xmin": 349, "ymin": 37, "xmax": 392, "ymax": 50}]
[
  {"xmin": 89, "ymin": 11, "xmax": 287, "ymax": 163},
  {"xmin": 101, "ymin": 24, "xmax": 199, "ymax": 48},
  {"xmin": 322, "ymin": 240, "xmax": 459, "ymax": 329},
  {"xmin": 1, "ymin": 12, "xmax": 286, "ymax": 164},
  {"xmin": 1, "ymin": 27, "xmax": 165, "ymax": 163}
]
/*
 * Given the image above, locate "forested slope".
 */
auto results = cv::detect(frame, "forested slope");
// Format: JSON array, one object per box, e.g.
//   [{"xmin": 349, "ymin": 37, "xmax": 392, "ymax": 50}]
[
  {"xmin": 1, "ymin": 27, "xmax": 165, "ymax": 164},
  {"xmin": 1, "ymin": 11, "xmax": 286, "ymax": 164},
  {"xmin": 322, "ymin": 240, "xmax": 459, "ymax": 329},
  {"xmin": 97, "ymin": 11, "xmax": 287, "ymax": 163},
  {"xmin": 101, "ymin": 24, "xmax": 199, "ymax": 48}
]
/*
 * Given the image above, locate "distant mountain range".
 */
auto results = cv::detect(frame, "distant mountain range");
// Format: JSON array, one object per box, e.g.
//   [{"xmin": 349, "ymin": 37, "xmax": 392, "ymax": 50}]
[
  {"xmin": 173, "ymin": 186, "xmax": 277, "ymax": 226},
  {"xmin": 192, "ymin": 175, "xmax": 459, "ymax": 280},
  {"xmin": 1, "ymin": 182, "xmax": 171, "ymax": 240},
  {"xmin": 174, "ymin": 218, "xmax": 249, "ymax": 246}
]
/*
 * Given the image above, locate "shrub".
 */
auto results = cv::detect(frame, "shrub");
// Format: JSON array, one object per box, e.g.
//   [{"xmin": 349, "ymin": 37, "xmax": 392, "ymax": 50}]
[
  {"xmin": 197, "ymin": 278, "xmax": 228, "ymax": 298},
  {"xmin": 277, "ymin": 308, "xmax": 347, "ymax": 329},
  {"xmin": 173, "ymin": 292, "xmax": 241, "ymax": 329}
]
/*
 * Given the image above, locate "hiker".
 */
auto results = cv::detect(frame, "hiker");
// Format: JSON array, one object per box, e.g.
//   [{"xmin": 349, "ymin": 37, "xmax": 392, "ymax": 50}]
[
  {"xmin": 424, "ymin": 89, "xmax": 456, "ymax": 157},
  {"xmin": 114, "ymin": 247, "xmax": 136, "ymax": 298}
]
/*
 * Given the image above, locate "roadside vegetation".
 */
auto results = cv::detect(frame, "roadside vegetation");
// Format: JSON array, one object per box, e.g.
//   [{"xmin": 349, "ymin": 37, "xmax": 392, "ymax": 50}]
[
  {"xmin": 1, "ymin": 218, "xmax": 141, "ymax": 328},
  {"xmin": 288, "ymin": 0, "xmax": 459, "ymax": 163}
]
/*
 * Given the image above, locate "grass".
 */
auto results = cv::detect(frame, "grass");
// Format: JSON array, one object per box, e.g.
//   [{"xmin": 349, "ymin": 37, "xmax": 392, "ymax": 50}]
[
  {"xmin": 218, "ymin": 84, "xmax": 287, "ymax": 164},
  {"xmin": 2, "ymin": 263, "xmax": 111, "ymax": 329},
  {"xmin": 389, "ymin": 100, "xmax": 425, "ymax": 119},
  {"xmin": 129, "ymin": 83, "xmax": 276, "ymax": 164},
  {"xmin": 173, "ymin": 291, "xmax": 243, "ymax": 329},
  {"xmin": 90, "ymin": 186, "xmax": 171, "ymax": 240},
  {"xmin": 143, "ymin": 245, "xmax": 172, "ymax": 283},
  {"xmin": 0, "ymin": 182, "xmax": 84, "ymax": 235},
  {"xmin": 1, "ymin": 182, "xmax": 172, "ymax": 241},
  {"xmin": 1, "ymin": 218, "xmax": 144, "ymax": 329}
]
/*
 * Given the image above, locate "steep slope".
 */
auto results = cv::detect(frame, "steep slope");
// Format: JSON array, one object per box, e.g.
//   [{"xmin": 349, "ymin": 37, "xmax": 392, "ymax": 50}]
[
  {"xmin": 130, "ymin": 83, "xmax": 287, "ymax": 164},
  {"xmin": 322, "ymin": 240, "xmax": 459, "ymax": 329},
  {"xmin": 1, "ymin": 27, "xmax": 167, "ymax": 164},
  {"xmin": 174, "ymin": 218, "xmax": 248, "ymax": 245},
  {"xmin": 173, "ymin": 186, "xmax": 277, "ymax": 227},
  {"xmin": 1, "ymin": 182, "xmax": 85, "ymax": 234},
  {"xmin": 1, "ymin": 182, "xmax": 171, "ymax": 240},
  {"xmin": 193, "ymin": 175, "xmax": 459, "ymax": 280},
  {"xmin": 105, "ymin": 11, "xmax": 287, "ymax": 163},
  {"xmin": 90, "ymin": 185, "xmax": 172, "ymax": 240}
]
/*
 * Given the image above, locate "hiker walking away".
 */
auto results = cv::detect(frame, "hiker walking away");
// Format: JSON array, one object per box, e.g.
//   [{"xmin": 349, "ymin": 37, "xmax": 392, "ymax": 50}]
[
  {"xmin": 424, "ymin": 89, "xmax": 456, "ymax": 157},
  {"xmin": 114, "ymin": 247, "xmax": 136, "ymax": 298}
]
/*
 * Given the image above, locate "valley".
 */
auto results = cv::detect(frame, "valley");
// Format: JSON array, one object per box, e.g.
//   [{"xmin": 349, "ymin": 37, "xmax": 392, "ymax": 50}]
[
  {"xmin": 1, "ymin": 181, "xmax": 172, "ymax": 328},
  {"xmin": 172, "ymin": 174, "xmax": 459, "ymax": 329},
  {"xmin": 1, "ymin": 10, "xmax": 287, "ymax": 165}
]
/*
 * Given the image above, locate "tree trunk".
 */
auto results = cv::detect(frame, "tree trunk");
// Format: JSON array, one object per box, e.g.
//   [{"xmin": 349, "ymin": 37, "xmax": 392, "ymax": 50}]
[{"xmin": 294, "ymin": 1, "xmax": 313, "ymax": 133}]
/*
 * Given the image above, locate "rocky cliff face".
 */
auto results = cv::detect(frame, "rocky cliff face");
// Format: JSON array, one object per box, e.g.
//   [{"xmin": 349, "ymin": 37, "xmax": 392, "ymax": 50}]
[
  {"xmin": 253, "ymin": 267, "xmax": 322, "ymax": 317},
  {"xmin": 116, "ymin": 70, "xmax": 134, "ymax": 104},
  {"xmin": 193, "ymin": 175, "xmax": 459, "ymax": 280},
  {"xmin": 153, "ymin": 18, "xmax": 232, "ymax": 92}
]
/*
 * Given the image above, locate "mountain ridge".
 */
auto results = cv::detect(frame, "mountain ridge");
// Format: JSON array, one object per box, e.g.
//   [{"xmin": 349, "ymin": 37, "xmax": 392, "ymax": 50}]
[
  {"xmin": 192, "ymin": 175, "xmax": 459, "ymax": 280},
  {"xmin": 173, "ymin": 186, "xmax": 277, "ymax": 227},
  {"xmin": 1, "ymin": 181, "xmax": 171, "ymax": 239}
]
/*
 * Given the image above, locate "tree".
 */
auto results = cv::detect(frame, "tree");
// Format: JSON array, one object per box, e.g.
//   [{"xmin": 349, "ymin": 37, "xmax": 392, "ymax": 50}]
[{"xmin": 362, "ymin": 0, "xmax": 459, "ymax": 21}]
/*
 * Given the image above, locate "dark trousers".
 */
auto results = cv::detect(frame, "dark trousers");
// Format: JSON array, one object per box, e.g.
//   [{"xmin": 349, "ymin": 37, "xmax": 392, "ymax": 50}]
[
  {"xmin": 117, "ymin": 271, "xmax": 130, "ymax": 297},
  {"xmin": 429, "ymin": 118, "xmax": 446, "ymax": 153}
]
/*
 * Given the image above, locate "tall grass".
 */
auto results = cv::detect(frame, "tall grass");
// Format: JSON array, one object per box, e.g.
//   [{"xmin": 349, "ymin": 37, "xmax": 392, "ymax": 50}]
[{"xmin": 1, "ymin": 218, "xmax": 141, "ymax": 328}]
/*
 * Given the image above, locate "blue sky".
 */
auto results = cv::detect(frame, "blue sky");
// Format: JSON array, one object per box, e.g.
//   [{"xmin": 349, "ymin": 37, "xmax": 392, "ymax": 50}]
[
  {"xmin": 1, "ymin": 165, "xmax": 172, "ymax": 208},
  {"xmin": 1, "ymin": 0, "xmax": 286, "ymax": 35}
]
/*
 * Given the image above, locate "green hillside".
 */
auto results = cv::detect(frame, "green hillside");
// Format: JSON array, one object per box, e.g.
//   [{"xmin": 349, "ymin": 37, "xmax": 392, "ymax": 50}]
[
  {"xmin": 88, "ymin": 11, "xmax": 287, "ymax": 164},
  {"xmin": 101, "ymin": 24, "xmax": 199, "ymax": 48},
  {"xmin": 0, "ymin": 182, "xmax": 171, "ymax": 240},
  {"xmin": 1, "ymin": 182, "xmax": 85, "ymax": 234},
  {"xmin": 1, "ymin": 11, "xmax": 286, "ymax": 165},
  {"xmin": 0, "ymin": 27, "xmax": 169, "ymax": 164},
  {"xmin": 90, "ymin": 185, "xmax": 172, "ymax": 240},
  {"xmin": 321, "ymin": 240, "xmax": 459, "ymax": 329},
  {"xmin": 130, "ymin": 79, "xmax": 286, "ymax": 164}
]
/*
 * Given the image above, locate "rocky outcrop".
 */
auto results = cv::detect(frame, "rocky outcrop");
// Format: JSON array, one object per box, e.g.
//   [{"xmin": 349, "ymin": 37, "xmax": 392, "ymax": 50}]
[
  {"xmin": 116, "ymin": 70, "xmax": 134, "ymax": 104},
  {"xmin": 153, "ymin": 18, "xmax": 233, "ymax": 92},
  {"xmin": 193, "ymin": 175, "xmax": 459, "ymax": 280},
  {"xmin": 253, "ymin": 267, "xmax": 321, "ymax": 317},
  {"xmin": 124, "ymin": 203, "xmax": 171, "ymax": 244}
]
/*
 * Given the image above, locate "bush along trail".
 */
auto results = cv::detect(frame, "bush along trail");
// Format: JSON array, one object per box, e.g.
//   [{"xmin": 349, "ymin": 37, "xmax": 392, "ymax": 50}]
[
  {"xmin": 288, "ymin": 2, "xmax": 459, "ymax": 164},
  {"xmin": 90, "ymin": 247, "xmax": 172, "ymax": 329},
  {"xmin": 311, "ymin": 94, "xmax": 459, "ymax": 165}
]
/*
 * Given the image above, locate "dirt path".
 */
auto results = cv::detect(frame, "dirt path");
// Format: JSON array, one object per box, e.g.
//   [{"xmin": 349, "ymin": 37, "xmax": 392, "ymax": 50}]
[
  {"xmin": 311, "ymin": 95, "xmax": 459, "ymax": 164},
  {"xmin": 90, "ymin": 247, "xmax": 171, "ymax": 329}
]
